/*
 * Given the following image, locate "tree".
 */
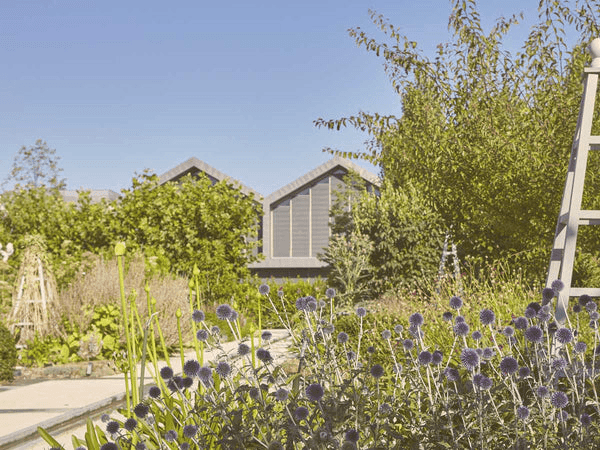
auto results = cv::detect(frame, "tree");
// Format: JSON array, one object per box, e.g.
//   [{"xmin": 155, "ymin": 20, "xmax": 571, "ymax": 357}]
[
  {"xmin": 315, "ymin": 0, "xmax": 600, "ymax": 279},
  {"xmin": 4, "ymin": 139, "xmax": 65, "ymax": 190}
]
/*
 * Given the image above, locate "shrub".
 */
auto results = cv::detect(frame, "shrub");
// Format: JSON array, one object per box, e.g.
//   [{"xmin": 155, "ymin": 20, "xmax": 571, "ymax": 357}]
[{"xmin": 0, "ymin": 320, "xmax": 17, "ymax": 381}]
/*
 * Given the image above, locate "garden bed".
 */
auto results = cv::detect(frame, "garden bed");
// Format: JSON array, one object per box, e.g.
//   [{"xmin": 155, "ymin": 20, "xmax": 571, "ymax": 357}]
[{"xmin": 4, "ymin": 360, "xmax": 118, "ymax": 386}]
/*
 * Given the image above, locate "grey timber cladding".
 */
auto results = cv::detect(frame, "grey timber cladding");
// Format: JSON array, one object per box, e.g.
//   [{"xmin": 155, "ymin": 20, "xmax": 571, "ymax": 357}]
[
  {"xmin": 273, "ymin": 200, "xmax": 290, "ymax": 257},
  {"xmin": 311, "ymin": 178, "xmax": 330, "ymax": 257}
]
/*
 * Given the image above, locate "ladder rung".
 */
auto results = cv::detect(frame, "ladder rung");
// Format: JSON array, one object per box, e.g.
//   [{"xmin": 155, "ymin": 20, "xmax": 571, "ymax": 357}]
[
  {"xmin": 559, "ymin": 210, "xmax": 600, "ymax": 225},
  {"xmin": 589, "ymin": 136, "xmax": 600, "ymax": 146},
  {"xmin": 569, "ymin": 288, "xmax": 600, "ymax": 297}
]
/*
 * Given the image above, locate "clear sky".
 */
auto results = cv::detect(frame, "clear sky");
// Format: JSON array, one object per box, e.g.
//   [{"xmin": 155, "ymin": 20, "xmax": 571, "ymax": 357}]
[{"xmin": 0, "ymin": 0, "xmax": 566, "ymax": 197}]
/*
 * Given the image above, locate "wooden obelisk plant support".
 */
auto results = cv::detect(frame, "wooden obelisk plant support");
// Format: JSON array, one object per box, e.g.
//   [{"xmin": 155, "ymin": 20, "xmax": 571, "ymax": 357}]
[{"xmin": 8, "ymin": 235, "xmax": 59, "ymax": 345}]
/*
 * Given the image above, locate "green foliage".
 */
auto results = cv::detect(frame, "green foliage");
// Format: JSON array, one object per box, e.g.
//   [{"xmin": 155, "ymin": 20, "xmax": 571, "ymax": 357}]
[
  {"xmin": 315, "ymin": 0, "xmax": 600, "ymax": 279},
  {"xmin": 4, "ymin": 139, "xmax": 65, "ymax": 189},
  {"xmin": 0, "ymin": 320, "xmax": 17, "ymax": 381}
]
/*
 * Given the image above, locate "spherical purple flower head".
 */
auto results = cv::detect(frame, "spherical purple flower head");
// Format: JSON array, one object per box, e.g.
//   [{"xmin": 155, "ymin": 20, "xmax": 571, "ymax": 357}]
[
  {"xmin": 100, "ymin": 444, "xmax": 118, "ymax": 450},
  {"xmin": 524, "ymin": 326, "xmax": 544, "ymax": 344},
  {"xmin": 519, "ymin": 366, "xmax": 531, "ymax": 378},
  {"xmin": 473, "ymin": 373, "xmax": 492, "ymax": 391},
  {"xmin": 106, "ymin": 420, "xmax": 120, "ymax": 434},
  {"xmin": 305, "ymin": 383, "xmax": 325, "ymax": 402},
  {"xmin": 211, "ymin": 325, "xmax": 221, "ymax": 335},
  {"xmin": 183, "ymin": 359, "xmax": 200, "ymax": 378},
  {"xmin": 460, "ymin": 348, "xmax": 480, "ymax": 371},
  {"xmin": 554, "ymin": 327, "xmax": 573, "ymax": 345},
  {"xmin": 135, "ymin": 442, "xmax": 147, "ymax": 450},
  {"xmin": 476, "ymin": 348, "xmax": 483, "ymax": 357},
  {"xmin": 148, "ymin": 386, "xmax": 161, "ymax": 399},
  {"xmin": 513, "ymin": 317, "xmax": 528, "ymax": 330},
  {"xmin": 183, "ymin": 377, "xmax": 194, "ymax": 389},
  {"xmin": 586, "ymin": 301, "xmax": 598, "ymax": 313},
  {"xmin": 238, "ymin": 342, "xmax": 250, "ymax": 356},
  {"xmin": 259, "ymin": 284, "xmax": 270, "ymax": 295},
  {"xmin": 551, "ymin": 391, "xmax": 569, "ymax": 409},
  {"xmin": 215, "ymin": 361, "xmax": 231, "ymax": 378},
  {"xmin": 337, "ymin": 331, "xmax": 349, "ymax": 344},
  {"xmin": 453, "ymin": 321, "xmax": 470, "ymax": 337},
  {"xmin": 482, "ymin": 347, "xmax": 495, "ymax": 359},
  {"xmin": 479, "ymin": 309, "xmax": 495, "ymax": 326},
  {"xmin": 573, "ymin": 304, "xmax": 582, "ymax": 313},
  {"xmin": 262, "ymin": 330, "xmax": 273, "ymax": 341},
  {"xmin": 198, "ymin": 365, "xmax": 212, "ymax": 383},
  {"xmin": 444, "ymin": 367, "xmax": 461, "ymax": 382},
  {"xmin": 133, "ymin": 403, "xmax": 150, "ymax": 419},
  {"xmin": 418, "ymin": 351, "xmax": 432, "ymax": 366},
  {"xmin": 537, "ymin": 306, "xmax": 552, "ymax": 323},
  {"xmin": 192, "ymin": 310, "xmax": 205, "ymax": 323},
  {"xmin": 256, "ymin": 348, "xmax": 273, "ymax": 363},
  {"xmin": 325, "ymin": 288, "xmax": 336, "ymax": 298},
  {"xmin": 167, "ymin": 376, "xmax": 184, "ymax": 392},
  {"xmin": 524, "ymin": 307, "xmax": 537, "ymax": 319},
  {"xmin": 409, "ymin": 325, "xmax": 424, "ymax": 339},
  {"xmin": 516, "ymin": 405, "xmax": 530, "ymax": 421},
  {"xmin": 442, "ymin": 311, "xmax": 454, "ymax": 322},
  {"xmin": 471, "ymin": 330, "xmax": 482, "ymax": 341},
  {"xmin": 542, "ymin": 287, "xmax": 555, "ymax": 304},
  {"xmin": 296, "ymin": 297, "xmax": 308, "ymax": 311},
  {"xmin": 394, "ymin": 324, "xmax": 404, "ymax": 334},
  {"xmin": 559, "ymin": 410, "xmax": 569, "ymax": 422},
  {"xmin": 581, "ymin": 413, "xmax": 592, "ymax": 427},
  {"xmin": 432, "ymin": 350, "xmax": 443, "ymax": 365},
  {"xmin": 164, "ymin": 429, "xmax": 178, "ymax": 442},
  {"xmin": 124, "ymin": 417, "xmax": 137, "ymax": 432},
  {"xmin": 294, "ymin": 406, "xmax": 309, "ymax": 421},
  {"xmin": 551, "ymin": 357, "xmax": 567, "ymax": 371},
  {"xmin": 274, "ymin": 388, "xmax": 289, "ymax": 402},
  {"xmin": 381, "ymin": 329, "xmax": 392, "ymax": 340},
  {"xmin": 345, "ymin": 429, "xmax": 360, "ymax": 443},
  {"xmin": 371, "ymin": 364, "xmax": 385, "ymax": 378},
  {"xmin": 574, "ymin": 341, "xmax": 587, "ymax": 354},
  {"xmin": 500, "ymin": 356, "xmax": 519, "ymax": 375},
  {"xmin": 503, "ymin": 326, "xmax": 515, "ymax": 337},
  {"xmin": 230, "ymin": 310, "xmax": 239, "ymax": 321},
  {"xmin": 249, "ymin": 387, "xmax": 260, "ymax": 400},
  {"xmin": 356, "ymin": 307, "xmax": 367, "ymax": 318},
  {"xmin": 160, "ymin": 366, "xmax": 174, "ymax": 380},
  {"xmin": 579, "ymin": 294, "xmax": 593, "ymax": 306},
  {"xmin": 551, "ymin": 279, "xmax": 565, "ymax": 292},
  {"xmin": 403, "ymin": 339, "xmax": 414, "ymax": 351},
  {"xmin": 196, "ymin": 329, "xmax": 209, "ymax": 342},
  {"xmin": 319, "ymin": 300, "xmax": 326, "ymax": 309},
  {"xmin": 591, "ymin": 311, "xmax": 600, "ymax": 321},
  {"xmin": 347, "ymin": 350, "xmax": 357, "ymax": 361},
  {"xmin": 367, "ymin": 345, "xmax": 376, "ymax": 354},
  {"xmin": 409, "ymin": 312, "xmax": 424, "ymax": 328},
  {"xmin": 449, "ymin": 296, "xmax": 463, "ymax": 310},
  {"xmin": 101, "ymin": 414, "xmax": 111, "ymax": 423},
  {"xmin": 183, "ymin": 424, "xmax": 198, "ymax": 439},
  {"xmin": 216, "ymin": 303, "xmax": 233, "ymax": 320},
  {"xmin": 306, "ymin": 299, "xmax": 317, "ymax": 312},
  {"xmin": 536, "ymin": 385, "xmax": 550, "ymax": 398}
]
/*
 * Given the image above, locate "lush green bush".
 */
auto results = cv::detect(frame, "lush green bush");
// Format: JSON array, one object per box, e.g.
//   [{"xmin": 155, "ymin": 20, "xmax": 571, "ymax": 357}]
[{"xmin": 0, "ymin": 320, "xmax": 17, "ymax": 381}]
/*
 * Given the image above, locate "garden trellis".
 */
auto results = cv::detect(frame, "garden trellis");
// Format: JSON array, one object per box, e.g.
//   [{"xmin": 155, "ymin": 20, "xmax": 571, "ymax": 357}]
[{"xmin": 547, "ymin": 38, "xmax": 600, "ymax": 324}]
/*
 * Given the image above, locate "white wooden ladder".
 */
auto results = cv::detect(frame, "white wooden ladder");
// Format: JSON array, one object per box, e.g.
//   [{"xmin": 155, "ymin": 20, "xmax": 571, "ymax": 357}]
[{"xmin": 547, "ymin": 38, "xmax": 600, "ymax": 324}]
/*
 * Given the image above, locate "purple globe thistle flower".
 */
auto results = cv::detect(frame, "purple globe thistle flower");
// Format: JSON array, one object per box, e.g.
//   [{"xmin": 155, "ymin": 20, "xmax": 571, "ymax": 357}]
[
  {"xmin": 537, "ymin": 307, "xmax": 552, "ymax": 323},
  {"xmin": 581, "ymin": 413, "xmax": 592, "ymax": 427},
  {"xmin": 230, "ymin": 310, "xmax": 239, "ymax": 321},
  {"xmin": 591, "ymin": 320, "xmax": 598, "ymax": 329},
  {"xmin": 294, "ymin": 406, "xmax": 309, "ymax": 421},
  {"xmin": 216, "ymin": 304, "xmax": 233, "ymax": 320},
  {"xmin": 555, "ymin": 327, "xmax": 573, "ymax": 345},
  {"xmin": 455, "ymin": 315, "xmax": 466, "ymax": 323},
  {"xmin": 261, "ymin": 330, "xmax": 273, "ymax": 341},
  {"xmin": 183, "ymin": 424, "xmax": 198, "ymax": 438},
  {"xmin": 238, "ymin": 342, "xmax": 251, "ymax": 356},
  {"xmin": 322, "ymin": 323, "xmax": 335, "ymax": 334},
  {"xmin": 183, "ymin": 359, "xmax": 200, "ymax": 378},
  {"xmin": 196, "ymin": 329, "xmax": 209, "ymax": 342},
  {"xmin": 259, "ymin": 284, "xmax": 270, "ymax": 295},
  {"xmin": 409, "ymin": 312, "xmax": 424, "ymax": 327},
  {"xmin": 296, "ymin": 297, "xmax": 308, "ymax": 311},
  {"xmin": 579, "ymin": 295, "xmax": 592, "ymax": 306},
  {"xmin": 100, "ymin": 444, "xmax": 118, "ymax": 450},
  {"xmin": 482, "ymin": 347, "xmax": 495, "ymax": 359},
  {"xmin": 106, "ymin": 421, "xmax": 120, "ymax": 434},
  {"xmin": 249, "ymin": 387, "xmax": 260, "ymax": 400},
  {"xmin": 479, "ymin": 309, "xmax": 495, "ymax": 326},
  {"xmin": 305, "ymin": 383, "xmax": 325, "ymax": 402},
  {"xmin": 326, "ymin": 288, "xmax": 336, "ymax": 298},
  {"xmin": 256, "ymin": 348, "xmax": 273, "ymax": 363},
  {"xmin": 586, "ymin": 301, "xmax": 598, "ymax": 313},
  {"xmin": 517, "ymin": 405, "xmax": 530, "ymax": 421},
  {"xmin": 306, "ymin": 299, "xmax": 317, "ymax": 312},
  {"xmin": 542, "ymin": 287, "xmax": 555, "ymax": 303},
  {"xmin": 159, "ymin": 366, "xmax": 173, "ymax": 380},
  {"xmin": 133, "ymin": 403, "xmax": 149, "ymax": 419},
  {"xmin": 318, "ymin": 300, "xmax": 326, "ymax": 309},
  {"xmin": 418, "ymin": 351, "xmax": 433, "ymax": 366},
  {"xmin": 519, "ymin": 366, "xmax": 531, "ymax": 378},
  {"xmin": 394, "ymin": 324, "xmax": 404, "ymax": 334},
  {"xmin": 164, "ymin": 430, "xmax": 178, "ymax": 442},
  {"xmin": 551, "ymin": 358, "xmax": 567, "ymax": 371},
  {"xmin": 274, "ymin": 388, "xmax": 289, "ymax": 402},
  {"xmin": 573, "ymin": 304, "xmax": 582, "ymax": 313},
  {"xmin": 453, "ymin": 321, "xmax": 470, "ymax": 337},
  {"xmin": 192, "ymin": 310, "xmax": 205, "ymax": 323},
  {"xmin": 473, "ymin": 373, "xmax": 492, "ymax": 390},
  {"xmin": 471, "ymin": 330, "xmax": 482, "ymax": 341},
  {"xmin": 403, "ymin": 339, "xmax": 414, "ymax": 351},
  {"xmin": 432, "ymin": 350, "xmax": 443, "ymax": 365},
  {"xmin": 345, "ymin": 429, "xmax": 360, "ymax": 443},
  {"xmin": 124, "ymin": 417, "xmax": 137, "ymax": 432},
  {"xmin": 135, "ymin": 443, "xmax": 147, "ymax": 450},
  {"xmin": 524, "ymin": 307, "xmax": 537, "ymax": 319},
  {"xmin": 503, "ymin": 326, "xmax": 515, "ymax": 337},
  {"xmin": 527, "ymin": 302, "xmax": 542, "ymax": 313},
  {"xmin": 500, "ymin": 356, "xmax": 519, "ymax": 375},
  {"xmin": 591, "ymin": 311, "xmax": 600, "ymax": 321},
  {"xmin": 356, "ymin": 307, "xmax": 367, "ymax": 318},
  {"xmin": 183, "ymin": 377, "xmax": 194, "ymax": 389},
  {"xmin": 536, "ymin": 385, "xmax": 550, "ymax": 398},
  {"xmin": 382, "ymin": 329, "xmax": 392, "ymax": 340},
  {"xmin": 371, "ymin": 364, "xmax": 385, "ymax": 378},
  {"xmin": 513, "ymin": 317, "xmax": 528, "ymax": 330},
  {"xmin": 409, "ymin": 325, "xmax": 424, "ymax": 339},
  {"xmin": 347, "ymin": 350, "xmax": 356, "ymax": 360},
  {"xmin": 101, "ymin": 414, "xmax": 111, "ymax": 423},
  {"xmin": 367, "ymin": 345, "xmax": 376, "ymax": 354},
  {"xmin": 277, "ymin": 289, "xmax": 284, "ymax": 298},
  {"xmin": 167, "ymin": 376, "xmax": 184, "ymax": 392},
  {"xmin": 559, "ymin": 410, "xmax": 569, "ymax": 422},
  {"xmin": 198, "ymin": 366, "xmax": 212, "ymax": 383},
  {"xmin": 444, "ymin": 367, "xmax": 461, "ymax": 382},
  {"xmin": 442, "ymin": 311, "xmax": 454, "ymax": 322},
  {"xmin": 215, "ymin": 361, "xmax": 231, "ymax": 378},
  {"xmin": 449, "ymin": 296, "xmax": 463, "ymax": 310},
  {"xmin": 460, "ymin": 348, "xmax": 480, "ymax": 371},
  {"xmin": 524, "ymin": 326, "xmax": 544, "ymax": 344},
  {"xmin": 211, "ymin": 325, "xmax": 221, "ymax": 335},
  {"xmin": 148, "ymin": 386, "xmax": 161, "ymax": 399},
  {"xmin": 551, "ymin": 391, "xmax": 569, "ymax": 409},
  {"xmin": 337, "ymin": 331, "xmax": 349, "ymax": 344},
  {"xmin": 574, "ymin": 341, "xmax": 587, "ymax": 354},
  {"xmin": 476, "ymin": 348, "xmax": 483, "ymax": 357},
  {"xmin": 551, "ymin": 279, "xmax": 565, "ymax": 292}
]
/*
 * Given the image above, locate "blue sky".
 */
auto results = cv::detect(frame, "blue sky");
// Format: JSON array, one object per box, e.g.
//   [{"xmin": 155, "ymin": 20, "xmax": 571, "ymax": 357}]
[{"xmin": 0, "ymin": 0, "xmax": 565, "ymax": 197}]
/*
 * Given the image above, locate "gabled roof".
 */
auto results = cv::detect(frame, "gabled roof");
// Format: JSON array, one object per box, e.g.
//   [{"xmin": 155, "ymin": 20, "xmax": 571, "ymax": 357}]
[
  {"xmin": 265, "ymin": 156, "xmax": 380, "ymax": 205},
  {"xmin": 158, "ymin": 157, "xmax": 262, "ymax": 199}
]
